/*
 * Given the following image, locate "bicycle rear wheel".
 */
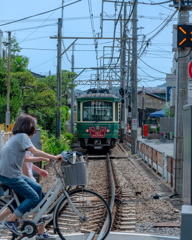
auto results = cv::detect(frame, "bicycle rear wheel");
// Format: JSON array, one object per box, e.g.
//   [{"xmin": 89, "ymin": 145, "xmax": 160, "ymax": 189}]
[{"xmin": 54, "ymin": 188, "xmax": 112, "ymax": 240}]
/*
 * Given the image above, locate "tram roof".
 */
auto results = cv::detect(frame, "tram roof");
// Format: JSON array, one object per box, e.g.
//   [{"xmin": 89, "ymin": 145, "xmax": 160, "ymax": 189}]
[{"xmin": 77, "ymin": 93, "xmax": 119, "ymax": 101}]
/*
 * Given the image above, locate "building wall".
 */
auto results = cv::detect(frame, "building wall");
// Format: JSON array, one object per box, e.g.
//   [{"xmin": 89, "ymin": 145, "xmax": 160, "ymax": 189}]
[
  {"xmin": 138, "ymin": 93, "xmax": 165, "ymax": 110},
  {"xmin": 0, "ymin": 30, "xmax": 7, "ymax": 58}
]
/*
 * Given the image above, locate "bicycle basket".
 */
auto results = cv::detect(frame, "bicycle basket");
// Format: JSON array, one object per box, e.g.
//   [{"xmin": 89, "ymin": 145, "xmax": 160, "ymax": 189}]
[{"xmin": 61, "ymin": 161, "xmax": 88, "ymax": 186}]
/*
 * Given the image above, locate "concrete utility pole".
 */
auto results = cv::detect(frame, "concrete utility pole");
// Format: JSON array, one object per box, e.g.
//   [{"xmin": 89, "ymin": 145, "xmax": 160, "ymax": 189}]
[
  {"xmin": 56, "ymin": 18, "xmax": 62, "ymax": 138},
  {"xmin": 141, "ymin": 86, "xmax": 145, "ymax": 137},
  {"xmin": 131, "ymin": 0, "xmax": 138, "ymax": 154},
  {"xmin": 126, "ymin": 39, "xmax": 131, "ymax": 128},
  {"xmin": 5, "ymin": 31, "xmax": 11, "ymax": 126},
  {"xmin": 174, "ymin": 9, "xmax": 189, "ymax": 196},
  {"xmin": 120, "ymin": 4, "xmax": 127, "ymax": 143},
  {"xmin": 71, "ymin": 44, "xmax": 75, "ymax": 134}
]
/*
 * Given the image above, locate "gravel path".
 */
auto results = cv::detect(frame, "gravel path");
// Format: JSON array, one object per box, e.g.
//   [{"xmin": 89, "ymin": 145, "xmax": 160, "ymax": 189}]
[
  {"xmin": 41, "ymin": 144, "xmax": 182, "ymax": 237},
  {"xmin": 111, "ymin": 143, "xmax": 181, "ymax": 237}
]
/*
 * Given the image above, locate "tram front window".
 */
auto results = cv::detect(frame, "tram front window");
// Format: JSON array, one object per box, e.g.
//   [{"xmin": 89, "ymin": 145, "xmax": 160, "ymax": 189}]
[{"xmin": 83, "ymin": 101, "xmax": 112, "ymax": 121}]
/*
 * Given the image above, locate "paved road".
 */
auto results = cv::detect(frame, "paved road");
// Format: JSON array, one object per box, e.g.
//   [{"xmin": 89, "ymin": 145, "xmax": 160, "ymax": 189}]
[
  {"xmin": 106, "ymin": 232, "xmax": 180, "ymax": 240},
  {"xmin": 18, "ymin": 232, "xmax": 180, "ymax": 240}
]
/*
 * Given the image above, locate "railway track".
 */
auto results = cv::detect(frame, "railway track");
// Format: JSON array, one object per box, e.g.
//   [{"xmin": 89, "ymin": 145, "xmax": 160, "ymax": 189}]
[
  {"xmin": 85, "ymin": 148, "xmax": 138, "ymax": 233},
  {"xmin": 1, "ymin": 143, "xmax": 181, "ymax": 239},
  {"xmin": 0, "ymin": 153, "xmax": 113, "ymax": 240}
]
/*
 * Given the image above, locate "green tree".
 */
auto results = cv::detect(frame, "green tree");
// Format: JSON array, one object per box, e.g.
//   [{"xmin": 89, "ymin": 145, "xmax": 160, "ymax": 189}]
[
  {"xmin": 0, "ymin": 37, "xmax": 76, "ymax": 136},
  {"xmin": 11, "ymin": 55, "xmax": 29, "ymax": 72},
  {"xmin": 40, "ymin": 70, "xmax": 77, "ymax": 105}
]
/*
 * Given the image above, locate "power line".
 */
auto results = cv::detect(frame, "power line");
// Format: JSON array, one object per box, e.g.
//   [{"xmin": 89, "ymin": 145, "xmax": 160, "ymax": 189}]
[
  {"xmin": 19, "ymin": 3, "xmax": 60, "ymax": 44},
  {"xmin": 8, "ymin": 23, "xmax": 56, "ymax": 33},
  {"xmin": 140, "ymin": 59, "xmax": 167, "ymax": 74},
  {"xmin": 138, "ymin": 0, "xmax": 172, "ymax": 5},
  {"xmin": 0, "ymin": 0, "xmax": 81, "ymax": 27},
  {"xmin": 138, "ymin": 9, "xmax": 177, "ymax": 58},
  {"xmin": 88, "ymin": 0, "xmax": 99, "ymax": 77}
]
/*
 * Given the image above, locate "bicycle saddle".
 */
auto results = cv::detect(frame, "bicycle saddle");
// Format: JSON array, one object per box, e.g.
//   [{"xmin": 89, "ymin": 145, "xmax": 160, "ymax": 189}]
[{"xmin": 0, "ymin": 182, "xmax": 11, "ymax": 191}]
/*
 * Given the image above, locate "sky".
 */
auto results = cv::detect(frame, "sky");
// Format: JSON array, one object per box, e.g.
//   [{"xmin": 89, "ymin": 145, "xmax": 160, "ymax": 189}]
[{"xmin": 0, "ymin": 0, "xmax": 189, "ymax": 90}]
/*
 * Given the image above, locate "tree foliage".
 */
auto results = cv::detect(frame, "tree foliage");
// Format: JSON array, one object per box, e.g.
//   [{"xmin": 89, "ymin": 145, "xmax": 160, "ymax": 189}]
[
  {"xmin": 39, "ymin": 70, "xmax": 77, "ymax": 105},
  {"xmin": 0, "ymin": 39, "xmax": 76, "ymax": 137}
]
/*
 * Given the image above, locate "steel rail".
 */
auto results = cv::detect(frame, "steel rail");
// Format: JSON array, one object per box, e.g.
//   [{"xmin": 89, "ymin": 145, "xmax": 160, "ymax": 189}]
[{"xmin": 97, "ymin": 153, "xmax": 115, "ymax": 240}]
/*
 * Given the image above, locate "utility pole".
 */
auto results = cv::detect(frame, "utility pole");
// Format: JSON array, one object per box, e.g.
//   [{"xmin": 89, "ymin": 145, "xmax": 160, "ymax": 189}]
[
  {"xmin": 56, "ymin": 18, "xmax": 62, "ymax": 138},
  {"xmin": 120, "ymin": 4, "xmax": 127, "ymax": 143},
  {"xmin": 141, "ymin": 86, "xmax": 145, "ymax": 137},
  {"xmin": 5, "ymin": 31, "xmax": 11, "ymax": 126},
  {"xmin": 126, "ymin": 39, "xmax": 131, "ymax": 130},
  {"xmin": 71, "ymin": 44, "xmax": 75, "ymax": 134},
  {"xmin": 131, "ymin": 0, "xmax": 138, "ymax": 154},
  {"xmin": 174, "ymin": 7, "xmax": 189, "ymax": 195}
]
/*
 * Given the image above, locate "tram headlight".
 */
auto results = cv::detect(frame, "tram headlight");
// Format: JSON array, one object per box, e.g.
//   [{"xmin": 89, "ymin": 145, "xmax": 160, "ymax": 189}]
[
  {"xmin": 86, "ymin": 129, "xmax": 89, "ymax": 132},
  {"xmin": 106, "ymin": 129, "xmax": 110, "ymax": 132}
]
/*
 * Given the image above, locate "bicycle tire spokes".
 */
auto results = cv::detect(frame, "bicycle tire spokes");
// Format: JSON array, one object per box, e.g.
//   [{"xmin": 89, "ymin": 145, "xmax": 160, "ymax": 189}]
[{"xmin": 54, "ymin": 189, "xmax": 111, "ymax": 240}]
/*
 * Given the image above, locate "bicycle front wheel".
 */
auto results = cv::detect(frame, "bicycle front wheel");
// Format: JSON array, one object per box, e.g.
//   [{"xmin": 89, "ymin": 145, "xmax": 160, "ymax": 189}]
[
  {"xmin": 0, "ymin": 198, "xmax": 14, "ymax": 238},
  {"xmin": 54, "ymin": 188, "xmax": 112, "ymax": 240}
]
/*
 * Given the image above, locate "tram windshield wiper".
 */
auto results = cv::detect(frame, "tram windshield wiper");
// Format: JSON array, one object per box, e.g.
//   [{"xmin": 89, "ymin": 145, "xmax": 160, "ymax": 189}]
[{"xmin": 94, "ymin": 121, "xmax": 98, "ymax": 124}]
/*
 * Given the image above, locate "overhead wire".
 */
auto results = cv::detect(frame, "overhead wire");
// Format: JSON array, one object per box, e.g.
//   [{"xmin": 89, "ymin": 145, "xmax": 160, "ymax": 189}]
[
  {"xmin": 0, "ymin": 0, "xmax": 81, "ymax": 27},
  {"xmin": 98, "ymin": 0, "xmax": 124, "ymax": 81},
  {"xmin": 3, "ymin": 0, "xmax": 176, "ymax": 86},
  {"xmin": 138, "ymin": 9, "xmax": 177, "ymax": 59},
  {"xmin": 7, "ymin": 23, "xmax": 56, "ymax": 33},
  {"xmin": 138, "ymin": 0, "xmax": 172, "ymax": 5},
  {"xmin": 88, "ymin": 0, "xmax": 100, "ymax": 78},
  {"xmin": 103, "ymin": 0, "xmax": 137, "ymax": 82},
  {"xmin": 139, "ymin": 58, "xmax": 169, "ymax": 74},
  {"xmin": 19, "ymin": 7, "xmax": 59, "ymax": 44},
  {"xmin": 60, "ymin": 0, "xmax": 73, "ymax": 68}
]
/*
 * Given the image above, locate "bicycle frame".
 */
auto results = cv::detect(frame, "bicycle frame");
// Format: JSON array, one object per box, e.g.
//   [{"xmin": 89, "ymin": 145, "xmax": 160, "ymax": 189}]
[{"xmin": 0, "ymin": 160, "xmax": 84, "ymax": 233}]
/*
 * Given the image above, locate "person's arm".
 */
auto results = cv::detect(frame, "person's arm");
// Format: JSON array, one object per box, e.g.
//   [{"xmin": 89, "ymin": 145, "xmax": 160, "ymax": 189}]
[
  {"xmin": 24, "ymin": 155, "xmax": 50, "ymax": 163},
  {"xmin": 27, "ymin": 146, "xmax": 62, "ymax": 161},
  {"xmin": 32, "ymin": 164, "xmax": 48, "ymax": 178}
]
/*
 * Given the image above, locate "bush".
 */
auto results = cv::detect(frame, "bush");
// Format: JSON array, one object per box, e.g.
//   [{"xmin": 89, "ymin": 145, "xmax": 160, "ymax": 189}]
[
  {"xmin": 41, "ymin": 129, "xmax": 74, "ymax": 155},
  {"xmin": 155, "ymin": 126, "xmax": 160, "ymax": 134}
]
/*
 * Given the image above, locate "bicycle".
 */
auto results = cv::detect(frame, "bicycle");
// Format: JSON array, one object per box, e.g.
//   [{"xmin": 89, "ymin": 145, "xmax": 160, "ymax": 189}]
[{"xmin": 0, "ymin": 151, "xmax": 112, "ymax": 240}]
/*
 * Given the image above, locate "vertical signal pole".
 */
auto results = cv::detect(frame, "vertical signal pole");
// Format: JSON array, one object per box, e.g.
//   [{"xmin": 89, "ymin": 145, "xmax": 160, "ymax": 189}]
[
  {"xmin": 131, "ymin": 0, "xmax": 138, "ymax": 154},
  {"xmin": 174, "ymin": 9, "xmax": 189, "ymax": 195},
  {"xmin": 6, "ymin": 31, "xmax": 11, "ymax": 126},
  {"xmin": 120, "ymin": 3, "xmax": 127, "ymax": 143},
  {"xmin": 71, "ymin": 44, "xmax": 75, "ymax": 134},
  {"xmin": 56, "ymin": 18, "xmax": 62, "ymax": 138}
]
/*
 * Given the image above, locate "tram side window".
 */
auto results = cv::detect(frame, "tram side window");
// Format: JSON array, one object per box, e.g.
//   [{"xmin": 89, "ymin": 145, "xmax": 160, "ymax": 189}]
[
  {"xmin": 115, "ymin": 101, "xmax": 119, "ymax": 121},
  {"xmin": 83, "ymin": 101, "xmax": 112, "ymax": 121},
  {"xmin": 77, "ymin": 102, "xmax": 80, "ymax": 121}
]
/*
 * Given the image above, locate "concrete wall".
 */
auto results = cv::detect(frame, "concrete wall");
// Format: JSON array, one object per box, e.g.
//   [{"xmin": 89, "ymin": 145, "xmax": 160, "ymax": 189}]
[
  {"xmin": 0, "ymin": 131, "xmax": 12, "ymax": 150},
  {"xmin": 124, "ymin": 133, "xmax": 175, "ymax": 190}
]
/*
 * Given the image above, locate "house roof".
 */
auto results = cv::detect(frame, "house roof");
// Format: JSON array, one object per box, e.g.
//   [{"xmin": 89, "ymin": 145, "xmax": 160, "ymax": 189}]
[
  {"xmin": 138, "ymin": 90, "xmax": 165, "ymax": 101},
  {"xmin": 30, "ymin": 71, "xmax": 46, "ymax": 78}
]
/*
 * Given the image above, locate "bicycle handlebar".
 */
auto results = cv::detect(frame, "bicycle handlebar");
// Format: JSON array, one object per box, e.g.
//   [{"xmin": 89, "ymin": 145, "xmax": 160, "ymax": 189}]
[{"xmin": 50, "ymin": 151, "xmax": 84, "ymax": 165}]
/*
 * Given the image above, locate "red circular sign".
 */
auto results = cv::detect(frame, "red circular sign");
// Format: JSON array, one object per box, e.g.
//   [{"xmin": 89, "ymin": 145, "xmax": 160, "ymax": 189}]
[{"xmin": 188, "ymin": 61, "xmax": 192, "ymax": 79}]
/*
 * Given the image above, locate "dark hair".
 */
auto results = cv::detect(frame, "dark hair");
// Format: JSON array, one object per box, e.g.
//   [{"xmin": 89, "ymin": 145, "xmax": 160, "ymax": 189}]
[{"xmin": 12, "ymin": 114, "xmax": 37, "ymax": 136}]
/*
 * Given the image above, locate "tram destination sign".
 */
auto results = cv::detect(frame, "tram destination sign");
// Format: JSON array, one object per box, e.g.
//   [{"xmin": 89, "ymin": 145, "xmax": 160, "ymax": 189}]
[{"xmin": 177, "ymin": 25, "xmax": 192, "ymax": 48}]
